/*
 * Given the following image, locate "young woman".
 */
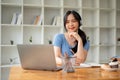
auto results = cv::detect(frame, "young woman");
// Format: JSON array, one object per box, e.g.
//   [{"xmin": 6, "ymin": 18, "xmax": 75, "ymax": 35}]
[{"xmin": 53, "ymin": 10, "xmax": 90, "ymax": 66}]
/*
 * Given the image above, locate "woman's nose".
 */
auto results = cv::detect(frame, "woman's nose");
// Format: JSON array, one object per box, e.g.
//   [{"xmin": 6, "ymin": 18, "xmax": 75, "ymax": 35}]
[{"xmin": 69, "ymin": 21, "xmax": 73, "ymax": 26}]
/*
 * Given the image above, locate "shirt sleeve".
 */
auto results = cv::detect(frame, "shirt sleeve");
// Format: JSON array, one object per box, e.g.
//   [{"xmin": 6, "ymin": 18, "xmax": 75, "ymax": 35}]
[
  {"xmin": 53, "ymin": 34, "xmax": 63, "ymax": 48},
  {"xmin": 83, "ymin": 40, "xmax": 90, "ymax": 51}
]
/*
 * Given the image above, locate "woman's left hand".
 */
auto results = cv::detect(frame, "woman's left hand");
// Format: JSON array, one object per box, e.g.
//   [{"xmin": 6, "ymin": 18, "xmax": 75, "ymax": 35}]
[{"xmin": 73, "ymin": 53, "xmax": 84, "ymax": 66}]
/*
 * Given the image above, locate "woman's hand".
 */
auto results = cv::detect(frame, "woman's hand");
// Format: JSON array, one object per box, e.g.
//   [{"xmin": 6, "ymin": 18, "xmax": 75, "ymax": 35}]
[
  {"xmin": 73, "ymin": 53, "xmax": 85, "ymax": 66},
  {"xmin": 68, "ymin": 32, "xmax": 82, "ymax": 42}
]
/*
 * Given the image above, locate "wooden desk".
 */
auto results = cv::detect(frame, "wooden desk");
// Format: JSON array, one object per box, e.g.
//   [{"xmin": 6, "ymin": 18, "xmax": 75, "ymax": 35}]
[{"xmin": 9, "ymin": 66, "xmax": 120, "ymax": 80}]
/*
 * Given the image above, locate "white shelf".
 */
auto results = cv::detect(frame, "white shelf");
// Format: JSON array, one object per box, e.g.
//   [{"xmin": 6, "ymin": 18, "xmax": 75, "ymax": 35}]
[
  {"xmin": 23, "ymin": 6, "xmax": 42, "ymax": 25},
  {"xmin": 1, "ymin": 64, "xmax": 20, "ymax": 68},
  {"xmin": 99, "ymin": 0, "xmax": 115, "ymax": 9},
  {"xmin": 23, "ymin": 26, "xmax": 43, "ymax": 44},
  {"xmin": 82, "ymin": 0, "xmax": 98, "ymax": 8},
  {"xmin": 1, "ymin": 46, "xmax": 20, "ymax": 66},
  {"xmin": 1, "ymin": 5, "xmax": 21, "ymax": 24},
  {"xmin": 23, "ymin": 4, "xmax": 42, "ymax": 8},
  {"xmin": 1, "ymin": 0, "xmax": 22, "ymax": 4},
  {"xmin": 23, "ymin": 0, "xmax": 42, "ymax": 5},
  {"xmin": 1, "ymin": 26, "xmax": 22, "ymax": 45},
  {"xmin": 1, "ymin": 3, "xmax": 22, "ymax": 6},
  {"xmin": 116, "ymin": 28, "xmax": 120, "ymax": 57},
  {"xmin": 100, "ymin": 28, "xmax": 115, "ymax": 45},
  {"xmin": 0, "ymin": 0, "xmax": 120, "ymax": 68},
  {"xmin": 99, "ymin": 46, "xmax": 115, "ymax": 63},
  {"xmin": 100, "ymin": 10, "xmax": 115, "ymax": 27},
  {"xmin": 116, "ymin": 29, "xmax": 120, "ymax": 40},
  {"xmin": 44, "ymin": 27, "xmax": 63, "ymax": 44},
  {"xmin": 82, "ymin": 27, "xmax": 99, "ymax": 45},
  {"xmin": 116, "ymin": 46, "xmax": 120, "ymax": 56},
  {"xmin": 44, "ymin": 0, "xmax": 62, "ymax": 7},
  {"xmin": 44, "ymin": 7, "xmax": 61, "ymax": 25},
  {"xmin": 82, "ymin": 9, "xmax": 99, "ymax": 27},
  {"xmin": 116, "ymin": 0, "xmax": 120, "ymax": 10},
  {"xmin": 86, "ymin": 46, "xmax": 99, "ymax": 63},
  {"xmin": 63, "ymin": 0, "xmax": 80, "ymax": 8},
  {"xmin": 116, "ymin": 10, "xmax": 120, "ymax": 27}
]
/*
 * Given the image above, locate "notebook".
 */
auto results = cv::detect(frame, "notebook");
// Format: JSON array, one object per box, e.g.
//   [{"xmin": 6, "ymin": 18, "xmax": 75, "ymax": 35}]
[{"xmin": 17, "ymin": 44, "xmax": 62, "ymax": 71}]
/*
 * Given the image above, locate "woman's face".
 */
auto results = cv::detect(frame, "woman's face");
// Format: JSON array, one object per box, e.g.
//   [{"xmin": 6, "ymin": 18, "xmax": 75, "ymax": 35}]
[{"xmin": 65, "ymin": 14, "xmax": 79, "ymax": 33}]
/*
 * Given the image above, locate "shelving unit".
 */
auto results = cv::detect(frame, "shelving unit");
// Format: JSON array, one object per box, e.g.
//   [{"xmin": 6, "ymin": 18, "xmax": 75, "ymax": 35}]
[{"xmin": 0, "ymin": 0, "xmax": 120, "ymax": 80}]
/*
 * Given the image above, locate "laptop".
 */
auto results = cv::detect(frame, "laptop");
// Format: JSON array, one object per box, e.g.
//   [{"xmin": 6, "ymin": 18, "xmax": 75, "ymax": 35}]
[{"xmin": 17, "ymin": 44, "xmax": 62, "ymax": 71}]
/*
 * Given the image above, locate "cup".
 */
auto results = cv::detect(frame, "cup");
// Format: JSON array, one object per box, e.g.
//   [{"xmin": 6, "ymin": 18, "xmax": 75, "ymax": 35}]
[{"xmin": 62, "ymin": 56, "xmax": 76, "ymax": 73}]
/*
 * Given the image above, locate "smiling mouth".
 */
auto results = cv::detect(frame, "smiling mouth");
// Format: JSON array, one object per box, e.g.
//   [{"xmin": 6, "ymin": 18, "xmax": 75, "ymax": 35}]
[
  {"xmin": 69, "ymin": 29, "xmax": 75, "ymax": 31},
  {"xmin": 69, "ymin": 27, "xmax": 75, "ymax": 30}
]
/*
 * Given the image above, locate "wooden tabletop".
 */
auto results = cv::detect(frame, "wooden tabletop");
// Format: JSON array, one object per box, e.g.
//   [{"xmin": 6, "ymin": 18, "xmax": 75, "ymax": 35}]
[{"xmin": 9, "ymin": 66, "xmax": 120, "ymax": 80}]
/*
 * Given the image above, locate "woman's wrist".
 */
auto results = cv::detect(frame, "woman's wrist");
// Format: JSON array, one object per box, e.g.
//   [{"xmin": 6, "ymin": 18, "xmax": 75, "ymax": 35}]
[
  {"xmin": 76, "ymin": 41, "xmax": 86, "ymax": 63},
  {"xmin": 77, "ymin": 37, "xmax": 82, "ymax": 43},
  {"xmin": 77, "ymin": 41, "xmax": 83, "ymax": 52}
]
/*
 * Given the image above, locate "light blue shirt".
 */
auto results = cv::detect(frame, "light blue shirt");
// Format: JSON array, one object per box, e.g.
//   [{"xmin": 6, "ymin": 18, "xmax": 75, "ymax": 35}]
[{"xmin": 53, "ymin": 33, "xmax": 90, "ymax": 57}]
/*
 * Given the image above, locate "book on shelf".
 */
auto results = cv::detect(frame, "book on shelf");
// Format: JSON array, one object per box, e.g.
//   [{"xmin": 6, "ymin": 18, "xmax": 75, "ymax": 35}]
[
  {"xmin": 16, "ymin": 13, "xmax": 22, "ymax": 25},
  {"xmin": 52, "ymin": 16, "xmax": 61, "ymax": 26},
  {"xmin": 56, "ymin": 16, "xmax": 61, "ymax": 26},
  {"xmin": 52, "ymin": 16, "xmax": 57, "ymax": 25},
  {"xmin": 11, "ymin": 13, "xmax": 19, "ymax": 24},
  {"xmin": 33, "ymin": 15, "xmax": 43, "ymax": 25},
  {"xmin": 11, "ymin": 12, "xmax": 22, "ymax": 25}
]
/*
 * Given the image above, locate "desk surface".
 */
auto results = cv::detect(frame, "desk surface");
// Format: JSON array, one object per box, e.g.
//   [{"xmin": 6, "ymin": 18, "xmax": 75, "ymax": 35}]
[{"xmin": 9, "ymin": 66, "xmax": 120, "ymax": 80}]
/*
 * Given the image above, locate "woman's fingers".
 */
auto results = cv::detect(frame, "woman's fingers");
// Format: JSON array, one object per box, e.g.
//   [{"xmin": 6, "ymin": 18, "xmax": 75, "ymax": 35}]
[
  {"xmin": 75, "ymin": 58, "xmax": 83, "ymax": 66},
  {"xmin": 69, "ymin": 32, "xmax": 81, "ymax": 41}
]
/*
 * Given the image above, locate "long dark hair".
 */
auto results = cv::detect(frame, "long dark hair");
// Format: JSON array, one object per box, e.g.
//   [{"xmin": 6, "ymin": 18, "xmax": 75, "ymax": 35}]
[{"xmin": 64, "ymin": 10, "xmax": 87, "ymax": 53}]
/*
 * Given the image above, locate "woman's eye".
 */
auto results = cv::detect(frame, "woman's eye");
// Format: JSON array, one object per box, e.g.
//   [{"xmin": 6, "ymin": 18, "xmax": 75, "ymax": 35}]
[
  {"xmin": 66, "ymin": 21, "xmax": 69, "ymax": 23},
  {"xmin": 72, "ymin": 20, "xmax": 77, "ymax": 22},
  {"xmin": 66, "ymin": 20, "xmax": 77, "ymax": 24}
]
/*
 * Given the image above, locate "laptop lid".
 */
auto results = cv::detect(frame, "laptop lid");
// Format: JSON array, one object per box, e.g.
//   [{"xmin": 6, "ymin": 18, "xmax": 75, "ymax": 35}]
[{"xmin": 17, "ymin": 44, "xmax": 60, "ymax": 71}]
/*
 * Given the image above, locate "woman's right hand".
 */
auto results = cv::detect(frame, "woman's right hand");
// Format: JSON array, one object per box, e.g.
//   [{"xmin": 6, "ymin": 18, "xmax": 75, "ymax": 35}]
[{"xmin": 68, "ymin": 32, "xmax": 82, "ymax": 42}]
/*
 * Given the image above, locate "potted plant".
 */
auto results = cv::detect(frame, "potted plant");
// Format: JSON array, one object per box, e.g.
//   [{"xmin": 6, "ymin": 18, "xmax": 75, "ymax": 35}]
[
  {"xmin": 117, "ymin": 38, "xmax": 120, "ymax": 44},
  {"xmin": 29, "ymin": 36, "xmax": 32, "ymax": 44},
  {"xmin": 87, "ymin": 36, "xmax": 90, "ymax": 42},
  {"xmin": 48, "ymin": 40, "xmax": 52, "ymax": 44},
  {"xmin": 10, "ymin": 40, "xmax": 14, "ymax": 45}
]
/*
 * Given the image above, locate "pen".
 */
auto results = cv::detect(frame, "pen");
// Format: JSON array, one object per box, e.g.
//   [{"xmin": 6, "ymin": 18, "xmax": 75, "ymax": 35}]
[{"xmin": 70, "ymin": 49, "xmax": 75, "ymax": 55}]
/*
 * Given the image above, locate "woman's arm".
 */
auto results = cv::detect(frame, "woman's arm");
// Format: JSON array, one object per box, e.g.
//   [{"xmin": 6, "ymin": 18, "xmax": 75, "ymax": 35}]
[
  {"xmin": 53, "ymin": 46, "xmax": 62, "ymax": 65},
  {"xmin": 75, "ymin": 40, "xmax": 88, "ymax": 65},
  {"xmin": 69, "ymin": 32, "xmax": 88, "ymax": 65}
]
